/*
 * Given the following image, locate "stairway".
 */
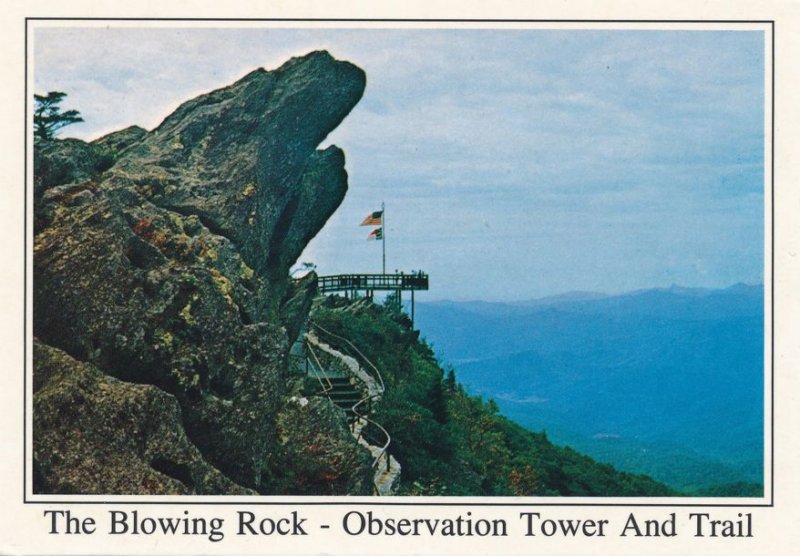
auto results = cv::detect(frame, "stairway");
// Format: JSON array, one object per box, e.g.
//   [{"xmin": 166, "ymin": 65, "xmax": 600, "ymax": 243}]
[
  {"xmin": 324, "ymin": 375, "xmax": 362, "ymax": 424},
  {"xmin": 302, "ymin": 327, "xmax": 401, "ymax": 495}
]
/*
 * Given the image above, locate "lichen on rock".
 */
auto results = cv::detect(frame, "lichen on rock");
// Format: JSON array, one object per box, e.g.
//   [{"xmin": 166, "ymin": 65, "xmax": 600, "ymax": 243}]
[
  {"xmin": 33, "ymin": 50, "xmax": 371, "ymax": 494},
  {"xmin": 259, "ymin": 397, "xmax": 374, "ymax": 495},
  {"xmin": 33, "ymin": 339, "xmax": 251, "ymax": 495}
]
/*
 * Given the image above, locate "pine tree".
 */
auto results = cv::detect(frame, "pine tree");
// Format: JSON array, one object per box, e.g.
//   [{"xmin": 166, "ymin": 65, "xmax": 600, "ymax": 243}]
[
  {"xmin": 33, "ymin": 91, "xmax": 83, "ymax": 141},
  {"xmin": 444, "ymin": 368, "xmax": 457, "ymax": 392}
]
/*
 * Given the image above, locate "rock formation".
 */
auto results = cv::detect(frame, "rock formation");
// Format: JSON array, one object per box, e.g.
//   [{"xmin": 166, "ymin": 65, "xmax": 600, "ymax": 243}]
[{"xmin": 33, "ymin": 51, "xmax": 373, "ymax": 494}]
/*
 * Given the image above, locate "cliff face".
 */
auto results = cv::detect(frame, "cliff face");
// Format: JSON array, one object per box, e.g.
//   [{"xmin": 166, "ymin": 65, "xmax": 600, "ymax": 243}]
[{"xmin": 33, "ymin": 51, "xmax": 371, "ymax": 494}]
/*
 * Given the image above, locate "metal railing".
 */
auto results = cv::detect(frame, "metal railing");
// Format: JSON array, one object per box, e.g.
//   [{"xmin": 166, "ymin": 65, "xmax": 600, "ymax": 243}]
[
  {"xmin": 318, "ymin": 273, "xmax": 428, "ymax": 294},
  {"xmin": 310, "ymin": 321, "xmax": 385, "ymax": 393},
  {"xmin": 304, "ymin": 340, "xmax": 333, "ymax": 397}
]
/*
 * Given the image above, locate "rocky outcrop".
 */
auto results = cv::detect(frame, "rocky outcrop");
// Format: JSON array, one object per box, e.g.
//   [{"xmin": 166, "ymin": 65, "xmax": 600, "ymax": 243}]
[
  {"xmin": 91, "ymin": 125, "xmax": 147, "ymax": 156},
  {"xmin": 33, "ymin": 51, "xmax": 371, "ymax": 494},
  {"xmin": 33, "ymin": 339, "xmax": 251, "ymax": 495},
  {"xmin": 109, "ymin": 51, "xmax": 364, "ymax": 291}
]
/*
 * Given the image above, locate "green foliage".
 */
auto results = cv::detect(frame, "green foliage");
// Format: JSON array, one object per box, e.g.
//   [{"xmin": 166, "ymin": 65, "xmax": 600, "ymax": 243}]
[
  {"xmin": 34, "ymin": 91, "xmax": 84, "ymax": 141},
  {"xmin": 312, "ymin": 300, "xmax": 676, "ymax": 497},
  {"xmin": 686, "ymin": 481, "xmax": 763, "ymax": 497}
]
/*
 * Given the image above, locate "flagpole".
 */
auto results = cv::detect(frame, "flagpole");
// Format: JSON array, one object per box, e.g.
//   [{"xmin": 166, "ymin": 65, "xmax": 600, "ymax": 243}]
[{"xmin": 381, "ymin": 201, "xmax": 386, "ymax": 274}]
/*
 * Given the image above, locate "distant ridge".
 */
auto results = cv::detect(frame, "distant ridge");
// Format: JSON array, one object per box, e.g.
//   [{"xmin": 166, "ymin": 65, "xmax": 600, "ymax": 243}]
[
  {"xmin": 413, "ymin": 283, "xmax": 764, "ymax": 493},
  {"xmin": 516, "ymin": 290, "xmax": 610, "ymax": 307},
  {"xmin": 427, "ymin": 283, "xmax": 763, "ymax": 308}
]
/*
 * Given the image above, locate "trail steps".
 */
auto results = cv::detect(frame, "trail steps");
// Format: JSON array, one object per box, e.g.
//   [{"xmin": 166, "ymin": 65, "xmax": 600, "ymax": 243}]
[{"xmin": 296, "ymin": 326, "xmax": 401, "ymax": 495}]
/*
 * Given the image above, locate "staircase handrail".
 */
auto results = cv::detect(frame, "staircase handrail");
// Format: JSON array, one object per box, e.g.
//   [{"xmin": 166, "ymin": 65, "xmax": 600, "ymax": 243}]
[
  {"xmin": 351, "ymin": 397, "xmax": 392, "ymax": 472},
  {"xmin": 308, "ymin": 321, "xmax": 385, "ymax": 394},
  {"xmin": 304, "ymin": 339, "xmax": 334, "ymax": 396}
]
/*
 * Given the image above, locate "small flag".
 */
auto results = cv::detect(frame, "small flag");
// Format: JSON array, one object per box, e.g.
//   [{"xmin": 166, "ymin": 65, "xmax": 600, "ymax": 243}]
[
  {"xmin": 367, "ymin": 227, "xmax": 383, "ymax": 241},
  {"xmin": 360, "ymin": 210, "xmax": 383, "ymax": 226}
]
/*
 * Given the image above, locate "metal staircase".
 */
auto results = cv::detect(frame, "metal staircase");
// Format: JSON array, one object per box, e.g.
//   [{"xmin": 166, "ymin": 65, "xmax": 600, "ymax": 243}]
[{"xmin": 290, "ymin": 320, "xmax": 400, "ymax": 495}]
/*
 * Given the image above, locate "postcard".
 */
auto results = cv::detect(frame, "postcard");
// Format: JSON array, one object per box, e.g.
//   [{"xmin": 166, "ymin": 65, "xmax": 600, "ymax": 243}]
[{"xmin": 2, "ymin": 1, "xmax": 799, "ymax": 554}]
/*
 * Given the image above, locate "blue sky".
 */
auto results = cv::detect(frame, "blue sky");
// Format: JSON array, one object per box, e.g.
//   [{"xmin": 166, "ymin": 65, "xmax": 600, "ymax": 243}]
[{"xmin": 34, "ymin": 26, "xmax": 766, "ymax": 301}]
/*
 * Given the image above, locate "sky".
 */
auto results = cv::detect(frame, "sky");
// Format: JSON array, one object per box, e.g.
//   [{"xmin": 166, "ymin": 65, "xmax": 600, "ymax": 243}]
[{"xmin": 33, "ymin": 26, "xmax": 766, "ymax": 301}]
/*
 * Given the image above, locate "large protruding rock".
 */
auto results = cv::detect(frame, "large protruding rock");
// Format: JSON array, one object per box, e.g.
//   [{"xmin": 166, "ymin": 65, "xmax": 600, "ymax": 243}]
[
  {"xmin": 33, "ymin": 51, "xmax": 370, "ymax": 493},
  {"xmin": 111, "ymin": 50, "xmax": 365, "ymax": 291}
]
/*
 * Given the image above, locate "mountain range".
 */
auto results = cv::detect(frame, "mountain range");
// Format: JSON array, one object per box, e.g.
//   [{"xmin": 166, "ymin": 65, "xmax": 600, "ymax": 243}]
[{"xmin": 413, "ymin": 284, "xmax": 764, "ymax": 492}]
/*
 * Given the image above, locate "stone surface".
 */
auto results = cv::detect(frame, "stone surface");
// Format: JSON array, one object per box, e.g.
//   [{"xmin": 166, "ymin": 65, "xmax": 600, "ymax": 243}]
[
  {"xmin": 33, "ymin": 339, "xmax": 251, "ymax": 495},
  {"xmin": 109, "ymin": 50, "xmax": 365, "ymax": 294},
  {"xmin": 33, "ymin": 138, "xmax": 113, "ymax": 235},
  {"xmin": 281, "ymin": 272, "xmax": 319, "ymax": 346},
  {"xmin": 91, "ymin": 125, "xmax": 148, "ymax": 157},
  {"xmin": 260, "ymin": 397, "xmax": 373, "ymax": 495},
  {"xmin": 33, "ymin": 51, "xmax": 369, "ymax": 494}
]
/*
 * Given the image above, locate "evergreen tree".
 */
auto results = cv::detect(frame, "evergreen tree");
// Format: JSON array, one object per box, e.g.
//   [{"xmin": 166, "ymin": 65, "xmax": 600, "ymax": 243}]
[
  {"xmin": 34, "ymin": 91, "xmax": 83, "ymax": 140},
  {"xmin": 444, "ymin": 368, "xmax": 456, "ymax": 392},
  {"xmin": 430, "ymin": 377, "xmax": 448, "ymax": 424}
]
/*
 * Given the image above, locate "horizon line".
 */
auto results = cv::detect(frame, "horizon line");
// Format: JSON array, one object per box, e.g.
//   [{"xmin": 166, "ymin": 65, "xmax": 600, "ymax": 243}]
[{"xmin": 413, "ymin": 281, "xmax": 764, "ymax": 305}]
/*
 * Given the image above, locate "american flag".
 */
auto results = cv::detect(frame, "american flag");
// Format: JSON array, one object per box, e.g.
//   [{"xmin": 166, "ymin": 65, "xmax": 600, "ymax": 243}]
[{"xmin": 360, "ymin": 210, "xmax": 383, "ymax": 226}]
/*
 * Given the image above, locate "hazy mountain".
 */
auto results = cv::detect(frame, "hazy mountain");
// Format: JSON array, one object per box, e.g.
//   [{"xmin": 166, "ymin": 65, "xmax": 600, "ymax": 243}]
[{"xmin": 414, "ymin": 284, "xmax": 764, "ymax": 491}]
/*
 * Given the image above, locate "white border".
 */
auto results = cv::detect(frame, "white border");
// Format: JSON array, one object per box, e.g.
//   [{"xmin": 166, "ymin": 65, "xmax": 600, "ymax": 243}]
[{"xmin": 4, "ymin": 2, "xmax": 798, "ymax": 555}]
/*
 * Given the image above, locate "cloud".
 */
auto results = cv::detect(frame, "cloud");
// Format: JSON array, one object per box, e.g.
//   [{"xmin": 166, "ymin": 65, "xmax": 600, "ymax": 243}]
[{"xmin": 33, "ymin": 26, "xmax": 766, "ymax": 300}]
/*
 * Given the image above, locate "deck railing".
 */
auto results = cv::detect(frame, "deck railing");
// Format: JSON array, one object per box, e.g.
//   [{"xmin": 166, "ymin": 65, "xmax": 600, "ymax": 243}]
[{"xmin": 318, "ymin": 273, "xmax": 428, "ymax": 293}]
